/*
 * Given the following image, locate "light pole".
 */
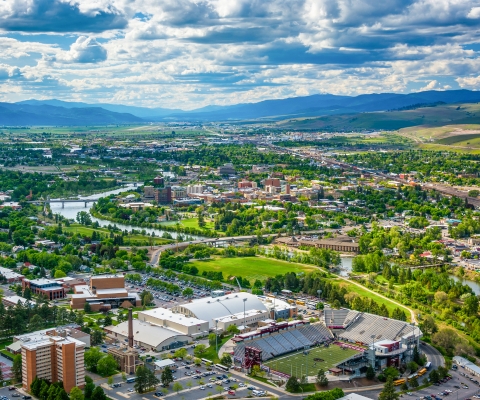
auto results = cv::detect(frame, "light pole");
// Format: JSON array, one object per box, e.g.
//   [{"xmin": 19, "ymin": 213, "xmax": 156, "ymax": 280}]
[
  {"xmin": 317, "ymin": 289, "xmax": 322, "ymax": 320},
  {"xmin": 215, "ymin": 319, "xmax": 219, "ymax": 355},
  {"xmin": 370, "ymin": 334, "xmax": 376, "ymax": 369},
  {"xmin": 272, "ymin": 292, "xmax": 277, "ymax": 320},
  {"xmin": 243, "ymin": 298, "xmax": 247, "ymax": 331}
]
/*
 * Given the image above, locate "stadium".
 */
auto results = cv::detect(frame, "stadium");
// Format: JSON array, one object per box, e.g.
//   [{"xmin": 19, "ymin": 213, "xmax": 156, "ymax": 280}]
[{"xmin": 232, "ymin": 308, "xmax": 422, "ymax": 379}]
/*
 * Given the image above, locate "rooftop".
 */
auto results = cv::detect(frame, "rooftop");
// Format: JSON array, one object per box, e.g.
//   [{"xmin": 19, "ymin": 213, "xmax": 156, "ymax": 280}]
[{"xmin": 138, "ymin": 308, "xmax": 208, "ymax": 326}]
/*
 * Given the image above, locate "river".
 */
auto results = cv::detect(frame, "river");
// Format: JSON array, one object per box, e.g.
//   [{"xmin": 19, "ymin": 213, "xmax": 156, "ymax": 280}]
[{"xmin": 50, "ymin": 184, "xmax": 203, "ymax": 240}]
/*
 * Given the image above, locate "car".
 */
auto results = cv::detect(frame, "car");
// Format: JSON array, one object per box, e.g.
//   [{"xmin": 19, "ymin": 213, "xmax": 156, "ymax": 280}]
[
  {"xmin": 247, "ymin": 386, "xmax": 255, "ymax": 390},
  {"xmin": 407, "ymin": 393, "xmax": 413, "ymax": 396},
  {"xmin": 12, "ymin": 395, "xmax": 20, "ymax": 398},
  {"xmin": 207, "ymin": 384, "xmax": 213, "ymax": 388},
  {"xmin": 128, "ymin": 389, "xmax": 134, "ymax": 393},
  {"xmin": 8, "ymin": 388, "xmax": 16, "ymax": 391},
  {"xmin": 231, "ymin": 378, "xmax": 237, "ymax": 382},
  {"xmin": 185, "ymin": 366, "xmax": 190, "ymax": 369},
  {"xmin": 463, "ymin": 386, "xmax": 469, "ymax": 389},
  {"xmin": 22, "ymin": 397, "xmax": 32, "ymax": 400},
  {"xmin": 224, "ymin": 387, "xmax": 229, "ymax": 391},
  {"xmin": 210, "ymin": 378, "xmax": 216, "ymax": 382},
  {"xmin": 228, "ymin": 390, "xmax": 235, "ymax": 395},
  {"xmin": 454, "ymin": 386, "xmax": 460, "ymax": 389},
  {"xmin": 196, "ymin": 370, "xmax": 201, "ymax": 374},
  {"xmin": 239, "ymin": 383, "xmax": 245, "ymax": 387},
  {"xmin": 154, "ymin": 392, "xmax": 163, "ymax": 397},
  {"xmin": 200, "ymin": 386, "xmax": 205, "ymax": 390}
]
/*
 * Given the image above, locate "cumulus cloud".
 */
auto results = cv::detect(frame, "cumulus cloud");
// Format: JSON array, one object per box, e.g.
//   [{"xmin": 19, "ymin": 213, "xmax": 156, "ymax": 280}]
[
  {"xmin": 0, "ymin": 0, "xmax": 127, "ymax": 32},
  {"xmin": 57, "ymin": 36, "xmax": 107, "ymax": 63}
]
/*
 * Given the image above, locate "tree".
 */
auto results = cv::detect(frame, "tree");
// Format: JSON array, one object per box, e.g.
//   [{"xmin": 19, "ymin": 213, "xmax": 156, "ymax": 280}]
[
  {"xmin": 421, "ymin": 315, "xmax": 438, "ymax": 336},
  {"xmin": 84, "ymin": 302, "xmax": 92, "ymax": 312},
  {"xmin": 91, "ymin": 387, "xmax": 107, "ymax": 400},
  {"xmin": 463, "ymin": 294, "xmax": 479, "ymax": 316},
  {"xmin": 12, "ymin": 354, "xmax": 22, "ymax": 383},
  {"xmin": 97, "ymin": 354, "xmax": 117, "ymax": 376},
  {"xmin": 122, "ymin": 372, "xmax": 127, "ymax": 382},
  {"xmin": 182, "ymin": 288, "xmax": 193, "ymax": 298},
  {"xmin": 208, "ymin": 333, "xmax": 217, "ymax": 347},
  {"xmin": 366, "ymin": 365, "xmax": 375, "ymax": 380},
  {"xmin": 85, "ymin": 347, "xmax": 105, "ymax": 371},
  {"xmin": 103, "ymin": 315, "xmax": 113, "ymax": 327},
  {"xmin": 135, "ymin": 365, "xmax": 159, "ymax": 393},
  {"xmin": 84, "ymin": 377, "xmax": 95, "ymax": 400},
  {"xmin": 91, "ymin": 330, "xmax": 103, "ymax": 346},
  {"xmin": 220, "ymin": 353, "xmax": 232, "ymax": 367},
  {"xmin": 31, "ymin": 377, "xmax": 42, "ymax": 396},
  {"xmin": 173, "ymin": 382, "xmax": 183, "ymax": 394},
  {"xmin": 409, "ymin": 376, "xmax": 419, "ymax": 388},
  {"xmin": 56, "ymin": 388, "xmax": 70, "ymax": 400},
  {"xmin": 316, "ymin": 368, "xmax": 329, "ymax": 386},
  {"xmin": 174, "ymin": 348, "xmax": 188, "ymax": 359},
  {"xmin": 401, "ymin": 382, "xmax": 409, "ymax": 391},
  {"xmin": 378, "ymin": 376, "xmax": 399, "ymax": 400},
  {"xmin": 54, "ymin": 270, "xmax": 67, "ymax": 278},
  {"xmin": 227, "ymin": 324, "xmax": 240, "ymax": 335},
  {"xmin": 432, "ymin": 328, "xmax": 458, "ymax": 352},
  {"xmin": 69, "ymin": 387, "xmax": 84, "ymax": 400},
  {"xmin": 39, "ymin": 380, "xmax": 50, "ymax": 400},
  {"xmin": 286, "ymin": 376, "xmax": 300, "ymax": 392},
  {"xmin": 193, "ymin": 344, "xmax": 207, "ymax": 357},
  {"xmin": 429, "ymin": 369, "xmax": 440, "ymax": 383},
  {"xmin": 161, "ymin": 366, "xmax": 174, "ymax": 387},
  {"xmin": 407, "ymin": 361, "xmax": 418, "ymax": 373}
]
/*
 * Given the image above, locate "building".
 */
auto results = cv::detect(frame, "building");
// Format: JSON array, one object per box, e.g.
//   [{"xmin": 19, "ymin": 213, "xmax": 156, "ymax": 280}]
[
  {"xmin": 453, "ymin": 356, "xmax": 480, "ymax": 377},
  {"xmin": 186, "ymin": 184, "xmax": 205, "ymax": 194},
  {"xmin": 137, "ymin": 308, "xmax": 209, "ymax": 337},
  {"xmin": 275, "ymin": 236, "xmax": 360, "ymax": 253},
  {"xmin": 155, "ymin": 186, "xmax": 172, "ymax": 204},
  {"xmin": 238, "ymin": 180, "xmax": 257, "ymax": 189},
  {"xmin": 263, "ymin": 178, "xmax": 281, "ymax": 188},
  {"xmin": 216, "ymin": 309, "xmax": 269, "ymax": 332},
  {"xmin": 171, "ymin": 187, "xmax": 187, "ymax": 199},
  {"xmin": 218, "ymin": 163, "xmax": 236, "ymax": 175},
  {"xmin": 70, "ymin": 275, "xmax": 141, "ymax": 311},
  {"xmin": 143, "ymin": 185, "xmax": 155, "ymax": 199},
  {"xmin": 2, "ymin": 295, "xmax": 34, "ymax": 308},
  {"xmin": 153, "ymin": 176, "xmax": 164, "ymax": 186},
  {"xmin": 0, "ymin": 266, "xmax": 24, "ymax": 283},
  {"xmin": 22, "ymin": 278, "xmax": 66, "ymax": 300},
  {"xmin": 154, "ymin": 359, "xmax": 177, "ymax": 372},
  {"xmin": 173, "ymin": 293, "xmax": 272, "ymax": 330},
  {"xmin": 21, "ymin": 330, "xmax": 85, "ymax": 392},
  {"xmin": 119, "ymin": 202, "xmax": 154, "ymax": 212},
  {"xmin": 105, "ymin": 319, "xmax": 191, "ymax": 351}
]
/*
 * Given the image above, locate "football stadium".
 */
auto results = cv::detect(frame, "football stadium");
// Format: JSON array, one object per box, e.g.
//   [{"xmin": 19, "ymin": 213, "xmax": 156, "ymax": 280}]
[{"xmin": 232, "ymin": 307, "xmax": 422, "ymax": 379}]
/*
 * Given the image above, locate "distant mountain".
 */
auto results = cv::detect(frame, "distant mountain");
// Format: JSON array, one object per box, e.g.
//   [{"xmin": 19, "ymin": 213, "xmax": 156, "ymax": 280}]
[
  {"xmin": 0, "ymin": 103, "xmax": 142, "ymax": 126},
  {"xmin": 17, "ymin": 99, "xmax": 181, "ymax": 118},
  {"xmin": 5, "ymin": 90, "xmax": 480, "ymax": 125}
]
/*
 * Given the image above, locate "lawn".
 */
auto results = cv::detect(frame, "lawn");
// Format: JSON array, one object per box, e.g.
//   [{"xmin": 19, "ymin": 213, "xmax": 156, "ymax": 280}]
[
  {"xmin": 264, "ymin": 343, "xmax": 359, "ymax": 377},
  {"xmin": 160, "ymin": 218, "xmax": 216, "ymax": 231},
  {"xmin": 336, "ymin": 279, "xmax": 410, "ymax": 321},
  {"xmin": 189, "ymin": 257, "xmax": 317, "ymax": 281}
]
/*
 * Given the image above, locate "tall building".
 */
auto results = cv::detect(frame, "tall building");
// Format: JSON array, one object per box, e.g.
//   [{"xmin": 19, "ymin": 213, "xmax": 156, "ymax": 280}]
[
  {"xmin": 143, "ymin": 185, "xmax": 155, "ymax": 199},
  {"xmin": 155, "ymin": 186, "xmax": 172, "ymax": 204},
  {"xmin": 21, "ymin": 332, "xmax": 85, "ymax": 393}
]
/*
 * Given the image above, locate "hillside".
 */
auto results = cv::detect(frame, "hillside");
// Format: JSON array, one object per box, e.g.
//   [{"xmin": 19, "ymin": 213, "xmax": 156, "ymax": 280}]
[{"xmin": 0, "ymin": 103, "xmax": 142, "ymax": 126}]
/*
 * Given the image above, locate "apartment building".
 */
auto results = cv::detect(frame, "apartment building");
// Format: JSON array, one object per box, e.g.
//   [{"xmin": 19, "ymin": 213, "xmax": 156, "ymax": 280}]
[
  {"xmin": 21, "ymin": 333, "xmax": 85, "ymax": 393},
  {"xmin": 22, "ymin": 278, "xmax": 65, "ymax": 300}
]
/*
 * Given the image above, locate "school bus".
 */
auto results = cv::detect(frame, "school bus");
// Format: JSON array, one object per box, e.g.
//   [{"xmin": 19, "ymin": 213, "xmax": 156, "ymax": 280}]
[
  {"xmin": 417, "ymin": 368, "xmax": 427, "ymax": 376},
  {"xmin": 394, "ymin": 378, "xmax": 406, "ymax": 386},
  {"xmin": 287, "ymin": 299, "xmax": 295, "ymax": 304},
  {"xmin": 296, "ymin": 300, "xmax": 305, "ymax": 306}
]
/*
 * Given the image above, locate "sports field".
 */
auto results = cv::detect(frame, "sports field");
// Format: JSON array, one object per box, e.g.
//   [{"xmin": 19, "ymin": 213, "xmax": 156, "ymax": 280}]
[
  {"xmin": 189, "ymin": 257, "xmax": 317, "ymax": 281},
  {"xmin": 263, "ymin": 344, "xmax": 360, "ymax": 377}
]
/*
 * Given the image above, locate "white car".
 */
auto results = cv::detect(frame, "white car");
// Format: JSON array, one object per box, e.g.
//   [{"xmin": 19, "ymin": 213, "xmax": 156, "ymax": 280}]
[
  {"xmin": 207, "ymin": 384, "xmax": 213, "ymax": 388},
  {"xmin": 199, "ymin": 386, "xmax": 205, "ymax": 390}
]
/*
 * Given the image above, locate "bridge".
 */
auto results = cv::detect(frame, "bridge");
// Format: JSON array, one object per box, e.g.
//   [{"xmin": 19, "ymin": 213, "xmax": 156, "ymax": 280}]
[{"xmin": 27, "ymin": 199, "xmax": 97, "ymax": 208}]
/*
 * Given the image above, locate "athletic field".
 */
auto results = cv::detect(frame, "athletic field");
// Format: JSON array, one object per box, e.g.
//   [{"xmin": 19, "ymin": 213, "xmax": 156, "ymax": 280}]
[{"xmin": 263, "ymin": 344, "xmax": 360, "ymax": 377}]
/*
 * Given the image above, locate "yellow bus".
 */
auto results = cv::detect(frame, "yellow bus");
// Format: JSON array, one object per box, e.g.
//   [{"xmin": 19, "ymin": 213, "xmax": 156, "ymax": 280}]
[
  {"xmin": 394, "ymin": 379, "xmax": 406, "ymax": 386},
  {"xmin": 288, "ymin": 299, "xmax": 295, "ymax": 304},
  {"xmin": 418, "ymin": 368, "xmax": 427, "ymax": 376},
  {"xmin": 296, "ymin": 300, "xmax": 305, "ymax": 306}
]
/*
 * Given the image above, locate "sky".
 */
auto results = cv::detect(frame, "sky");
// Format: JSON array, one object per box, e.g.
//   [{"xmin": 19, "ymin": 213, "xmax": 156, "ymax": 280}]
[{"xmin": 1, "ymin": 0, "xmax": 480, "ymax": 110}]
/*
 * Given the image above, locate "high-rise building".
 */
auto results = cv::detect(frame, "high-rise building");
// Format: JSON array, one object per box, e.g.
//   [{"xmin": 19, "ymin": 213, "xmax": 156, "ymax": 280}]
[
  {"xmin": 21, "ymin": 333, "xmax": 85, "ymax": 393},
  {"xmin": 143, "ymin": 185, "xmax": 155, "ymax": 199},
  {"xmin": 155, "ymin": 186, "xmax": 172, "ymax": 204}
]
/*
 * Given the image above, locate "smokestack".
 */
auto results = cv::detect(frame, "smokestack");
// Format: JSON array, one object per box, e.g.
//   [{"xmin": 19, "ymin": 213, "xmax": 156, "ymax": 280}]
[{"xmin": 128, "ymin": 308, "xmax": 134, "ymax": 348}]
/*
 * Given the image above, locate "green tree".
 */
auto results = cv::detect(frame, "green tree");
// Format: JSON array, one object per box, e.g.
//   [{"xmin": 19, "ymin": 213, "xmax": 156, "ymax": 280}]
[
  {"xmin": 135, "ymin": 365, "xmax": 159, "ymax": 393},
  {"xmin": 30, "ymin": 377, "xmax": 42, "ymax": 396},
  {"xmin": 208, "ymin": 333, "xmax": 217, "ymax": 347},
  {"xmin": 366, "ymin": 365, "xmax": 375, "ymax": 380},
  {"xmin": 172, "ymin": 382, "xmax": 183, "ymax": 394},
  {"xmin": 174, "ymin": 348, "xmax": 188, "ymax": 359},
  {"xmin": 316, "ymin": 368, "xmax": 329, "ymax": 386},
  {"xmin": 220, "ymin": 353, "xmax": 232, "ymax": 367},
  {"xmin": 429, "ymin": 369, "xmax": 440, "ymax": 383},
  {"xmin": 182, "ymin": 287, "xmax": 193, "ymax": 298},
  {"xmin": 161, "ymin": 366, "xmax": 174, "ymax": 387},
  {"xmin": 97, "ymin": 354, "xmax": 117, "ymax": 376},
  {"xmin": 226, "ymin": 324, "xmax": 240, "ymax": 334},
  {"xmin": 85, "ymin": 347, "xmax": 105, "ymax": 371},
  {"xmin": 286, "ymin": 376, "xmax": 300, "ymax": 392},
  {"xmin": 421, "ymin": 315, "xmax": 438, "ymax": 336},
  {"xmin": 84, "ymin": 302, "xmax": 92, "ymax": 313},
  {"xmin": 193, "ymin": 344, "xmax": 207, "ymax": 357},
  {"xmin": 70, "ymin": 387, "xmax": 84, "ymax": 400},
  {"xmin": 378, "ymin": 376, "xmax": 399, "ymax": 400},
  {"xmin": 12, "ymin": 354, "xmax": 22, "ymax": 383},
  {"xmin": 107, "ymin": 376, "xmax": 114, "ymax": 386},
  {"xmin": 401, "ymin": 382, "xmax": 409, "ymax": 391},
  {"xmin": 39, "ymin": 380, "xmax": 50, "ymax": 400},
  {"xmin": 91, "ymin": 386, "xmax": 107, "ymax": 400},
  {"xmin": 91, "ymin": 330, "xmax": 103, "ymax": 346},
  {"xmin": 409, "ymin": 377, "xmax": 419, "ymax": 388},
  {"xmin": 54, "ymin": 270, "xmax": 67, "ymax": 278},
  {"xmin": 84, "ymin": 377, "xmax": 95, "ymax": 400}
]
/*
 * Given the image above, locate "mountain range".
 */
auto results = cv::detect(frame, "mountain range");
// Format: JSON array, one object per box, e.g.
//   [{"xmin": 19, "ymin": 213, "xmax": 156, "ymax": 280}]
[{"xmin": 1, "ymin": 89, "xmax": 480, "ymax": 126}]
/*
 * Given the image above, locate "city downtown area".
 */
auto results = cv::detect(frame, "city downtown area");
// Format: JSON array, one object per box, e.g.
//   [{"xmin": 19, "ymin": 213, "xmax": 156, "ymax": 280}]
[{"xmin": 0, "ymin": 124, "xmax": 480, "ymax": 400}]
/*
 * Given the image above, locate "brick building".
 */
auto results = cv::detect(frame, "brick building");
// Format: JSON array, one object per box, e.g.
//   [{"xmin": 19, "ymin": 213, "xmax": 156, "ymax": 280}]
[{"xmin": 22, "ymin": 278, "xmax": 66, "ymax": 300}]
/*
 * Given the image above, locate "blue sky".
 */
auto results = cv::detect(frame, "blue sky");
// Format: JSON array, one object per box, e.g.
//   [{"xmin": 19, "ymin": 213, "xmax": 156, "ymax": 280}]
[{"xmin": 1, "ymin": 0, "xmax": 480, "ymax": 109}]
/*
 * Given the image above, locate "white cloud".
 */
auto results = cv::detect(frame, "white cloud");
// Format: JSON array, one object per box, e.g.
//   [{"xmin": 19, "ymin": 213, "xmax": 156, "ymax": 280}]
[{"xmin": 58, "ymin": 36, "xmax": 107, "ymax": 63}]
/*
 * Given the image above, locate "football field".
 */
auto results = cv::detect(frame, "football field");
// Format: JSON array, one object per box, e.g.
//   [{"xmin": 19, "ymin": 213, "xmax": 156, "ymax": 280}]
[{"xmin": 263, "ymin": 344, "xmax": 360, "ymax": 377}]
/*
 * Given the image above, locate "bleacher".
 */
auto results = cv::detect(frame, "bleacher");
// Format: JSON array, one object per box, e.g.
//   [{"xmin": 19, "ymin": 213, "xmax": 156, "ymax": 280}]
[{"xmin": 234, "ymin": 322, "xmax": 333, "ymax": 363}]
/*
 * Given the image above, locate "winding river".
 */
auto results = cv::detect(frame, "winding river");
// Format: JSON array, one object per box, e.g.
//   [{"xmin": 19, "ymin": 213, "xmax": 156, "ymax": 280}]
[{"xmin": 50, "ymin": 184, "xmax": 203, "ymax": 240}]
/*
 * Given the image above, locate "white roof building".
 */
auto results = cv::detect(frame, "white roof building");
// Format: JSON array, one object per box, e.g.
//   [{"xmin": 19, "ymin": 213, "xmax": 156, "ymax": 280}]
[
  {"xmin": 137, "ymin": 308, "xmax": 209, "ymax": 337},
  {"xmin": 173, "ymin": 292, "xmax": 268, "ymax": 329},
  {"xmin": 453, "ymin": 356, "xmax": 480, "ymax": 377},
  {"xmin": 105, "ymin": 319, "xmax": 191, "ymax": 351}
]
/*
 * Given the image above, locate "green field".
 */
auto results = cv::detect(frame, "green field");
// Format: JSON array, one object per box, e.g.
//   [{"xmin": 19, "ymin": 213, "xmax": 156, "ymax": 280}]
[
  {"xmin": 189, "ymin": 257, "xmax": 317, "ymax": 281},
  {"xmin": 264, "ymin": 344, "xmax": 359, "ymax": 377},
  {"xmin": 161, "ymin": 217, "xmax": 217, "ymax": 231}
]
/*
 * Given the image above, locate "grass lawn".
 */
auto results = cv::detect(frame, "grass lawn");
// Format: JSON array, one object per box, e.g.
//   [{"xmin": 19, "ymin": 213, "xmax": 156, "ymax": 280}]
[
  {"xmin": 161, "ymin": 218, "xmax": 216, "ymax": 231},
  {"xmin": 264, "ymin": 344, "xmax": 359, "ymax": 377},
  {"xmin": 336, "ymin": 279, "xmax": 409, "ymax": 320},
  {"xmin": 189, "ymin": 257, "xmax": 317, "ymax": 281},
  {"xmin": 202, "ymin": 335, "xmax": 233, "ymax": 363}
]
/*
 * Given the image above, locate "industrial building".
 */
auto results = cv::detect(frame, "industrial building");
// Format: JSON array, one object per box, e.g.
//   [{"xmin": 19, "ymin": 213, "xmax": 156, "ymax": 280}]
[
  {"xmin": 70, "ymin": 275, "xmax": 141, "ymax": 311},
  {"xmin": 137, "ymin": 308, "xmax": 209, "ymax": 337}
]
